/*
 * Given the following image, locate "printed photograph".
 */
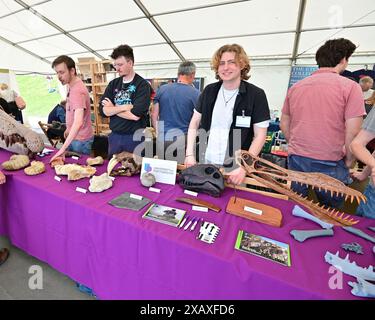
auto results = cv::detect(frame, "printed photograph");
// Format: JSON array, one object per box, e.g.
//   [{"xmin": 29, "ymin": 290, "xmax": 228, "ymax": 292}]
[{"xmin": 235, "ymin": 230, "xmax": 291, "ymax": 267}]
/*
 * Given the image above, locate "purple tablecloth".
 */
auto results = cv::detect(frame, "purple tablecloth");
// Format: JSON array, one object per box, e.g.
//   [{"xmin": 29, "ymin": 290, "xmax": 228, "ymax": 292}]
[{"xmin": 0, "ymin": 149, "xmax": 374, "ymax": 299}]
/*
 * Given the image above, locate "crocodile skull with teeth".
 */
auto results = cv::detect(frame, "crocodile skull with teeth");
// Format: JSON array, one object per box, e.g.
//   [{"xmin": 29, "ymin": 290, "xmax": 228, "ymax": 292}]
[
  {"xmin": 235, "ymin": 150, "xmax": 366, "ymax": 226},
  {"xmin": 0, "ymin": 108, "xmax": 44, "ymax": 157}
]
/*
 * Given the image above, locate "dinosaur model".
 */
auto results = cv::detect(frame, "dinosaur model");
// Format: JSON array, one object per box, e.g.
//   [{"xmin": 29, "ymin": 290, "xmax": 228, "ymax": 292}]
[
  {"xmin": 0, "ymin": 108, "xmax": 44, "ymax": 156},
  {"xmin": 235, "ymin": 150, "xmax": 365, "ymax": 226}
]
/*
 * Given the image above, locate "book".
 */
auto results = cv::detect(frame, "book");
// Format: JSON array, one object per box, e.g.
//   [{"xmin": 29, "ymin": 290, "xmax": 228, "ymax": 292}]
[
  {"xmin": 143, "ymin": 203, "xmax": 186, "ymax": 227},
  {"xmin": 235, "ymin": 230, "xmax": 291, "ymax": 267}
]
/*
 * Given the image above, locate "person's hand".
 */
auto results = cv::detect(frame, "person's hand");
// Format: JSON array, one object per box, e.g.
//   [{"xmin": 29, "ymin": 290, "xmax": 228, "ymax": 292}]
[
  {"xmin": 0, "ymin": 171, "xmax": 6, "ymax": 184},
  {"xmin": 184, "ymin": 154, "xmax": 196, "ymax": 167},
  {"xmin": 226, "ymin": 167, "xmax": 247, "ymax": 185},
  {"xmin": 117, "ymin": 104, "xmax": 133, "ymax": 112},
  {"xmin": 101, "ymin": 98, "xmax": 115, "ymax": 108},
  {"xmin": 64, "ymin": 129, "xmax": 69, "ymax": 139},
  {"xmin": 50, "ymin": 150, "xmax": 65, "ymax": 163}
]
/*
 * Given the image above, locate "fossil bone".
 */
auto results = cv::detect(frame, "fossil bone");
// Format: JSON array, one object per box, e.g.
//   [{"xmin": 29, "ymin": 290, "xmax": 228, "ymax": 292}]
[
  {"xmin": 2, "ymin": 154, "xmax": 30, "ymax": 170},
  {"xmin": 342, "ymin": 226, "xmax": 375, "ymax": 244},
  {"xmin": 86, "ymin": 156, "xmax": 104, "ymax": 166},
  {"xmin": 0, "ymin": 108, "xmax": 44, "ymax": 156},
  {"xmin": 324, "ymin": 251, "xmax": 375, "ymax": 281},
  {"xmin": 140, "ymin": 172, "xmax": 156, "ymax": 187},
  {"xmin": 341, "ymin": 242, "xmax": 363, "ymax": 255},
  {"xmin": 50, "ymin": 157, "xmax": 64, "ymax": 168},
  {"xmin": 292, "ymin": 205, "xmax": 334, "ymax": 229},
  {"xmin": 54, "ymin": 164, "xmax": 96, "ymax": 181},
  {"xmin": 235, "ymin": 150, "xmax": 364, "ymax": 226},
  {"xmin": 107, "ymin": 151, "xmax": 141, "ymax": 176},
  {"xmin": 89, "ymin": 173, "xmax": 113, "ymax": 193},
  {"xmin": 176, "ymin": 197, "xmax": 221, "ymax": 212},
  {"xmin": 290, "ymin": 229, "xmax": 334, "ymax": 242},
  {"xmin": 348, "ymin": 278, "xmax": 375, "ymax": 298},
  {"xmin": 24, "ymin": 161, "xmax": 45, "ymax": 176}
]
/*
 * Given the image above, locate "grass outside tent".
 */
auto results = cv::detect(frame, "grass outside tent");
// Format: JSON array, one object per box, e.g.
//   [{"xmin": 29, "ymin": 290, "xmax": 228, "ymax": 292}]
[{"xmin": 16, "ymin": 74, "xmax": 62, "ymax": 118}]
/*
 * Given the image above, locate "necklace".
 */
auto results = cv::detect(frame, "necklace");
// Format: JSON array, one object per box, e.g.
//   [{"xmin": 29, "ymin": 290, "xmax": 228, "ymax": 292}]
[{"xmin": 222, "ymin": 86, "xmax": 238, "ymax": 106}]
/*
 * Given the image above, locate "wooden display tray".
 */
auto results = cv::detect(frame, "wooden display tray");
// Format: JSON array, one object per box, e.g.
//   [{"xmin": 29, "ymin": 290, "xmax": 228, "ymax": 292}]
[{"xmin": 226, "ymin": 196, "xmax": 283, "ymax": 227}]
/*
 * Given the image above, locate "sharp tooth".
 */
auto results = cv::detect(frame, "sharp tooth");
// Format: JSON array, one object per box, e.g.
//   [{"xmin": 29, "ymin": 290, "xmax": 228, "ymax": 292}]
[
  {"xmin": 350, "ymin": 196, "xmax": 354, "ymax": 203},
  {"xmin": 345, "ymin": 195, "xmax": 349, "ymax": 201}
]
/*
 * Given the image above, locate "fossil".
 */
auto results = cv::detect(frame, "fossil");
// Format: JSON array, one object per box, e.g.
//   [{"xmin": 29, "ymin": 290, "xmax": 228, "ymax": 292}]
[
  {"xmin": 235, "ymin": 150, "xmax": 365, "ymax": 226},
  {"xmin": 54, "ymin": 163, "xmax": 96, "ymax": 181},
  {"xmin": 89, "ymin": 173, "xmax": 113, "ymax": 193},
  {"xmin": 86, "ymin": 156, "xmax": 104, "ymax": 166},
  {"xmin": 107, "ymin": 151, "xmax": 141, "ymax": 177},
  {"xmin": 2, "ymin": 154, "xmax": 30, "ymax": 170},
  {"xmin": 0, "ymin": 108, "xmax": 44, "ymax": 156},
  {"xmin": 24, "ymin": 161, "xmax": 45, "ymax": 176}
]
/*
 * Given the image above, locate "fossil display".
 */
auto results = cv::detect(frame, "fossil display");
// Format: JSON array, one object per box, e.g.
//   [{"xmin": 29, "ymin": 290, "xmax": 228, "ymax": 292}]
[
  {"xmin": 89, "ymin": 173, "xmax": 113, "ymax": 193},
  {"xmin": 86, "ymin": 156, "xmax": 104, "ymax": 166},
  {"xmin": 0, "ymin": 108, "xmax": 44, "ymax": 156},
  {"xmin": 24, "ymin": 161, "xmax": 45, "ymax": 176},
  {"xmin": 2, "ymin": 154, "xmax": 30, "ymax": 170},
  {"xmin": 140, "ymin": 172, "xmax": 156, "ymax": 187},
  {"xmin": 54, "ymin": 164, "xmax": 96, "ymax": 181},
  {"xmin": 235, "ymin": 150, "xmax": 365, "ymax": 226},
  {"xmin": 107, "ymin": 151, "xmax": 141, "ymax": 176}
]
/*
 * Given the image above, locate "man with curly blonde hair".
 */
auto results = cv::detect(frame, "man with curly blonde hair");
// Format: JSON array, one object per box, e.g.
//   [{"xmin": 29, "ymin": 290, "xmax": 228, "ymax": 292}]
[{"xmin": 185, "ymin": 44, "xmax": 270, "ymax": 185}]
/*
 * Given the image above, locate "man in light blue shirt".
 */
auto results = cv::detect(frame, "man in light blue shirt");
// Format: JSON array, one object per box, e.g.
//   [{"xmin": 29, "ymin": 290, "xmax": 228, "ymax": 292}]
[{"xmin": 151, "ymin": 61, "xmax": 200, "ymax": 163}]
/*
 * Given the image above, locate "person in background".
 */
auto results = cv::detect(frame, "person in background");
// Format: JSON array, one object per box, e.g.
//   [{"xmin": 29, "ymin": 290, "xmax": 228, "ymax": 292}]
[
  {"xmin": 0, "ymin": 170, "xmax": 9, "ymax": 266},
  {"xmin": 151, "ymin": 61, "xmax": 200, "ymax": 163},
  {"xmin": 280, "ymin": 38, "xmax": 365, "ymax": 209},
  {"xmin": 359, "ymin": 76, "xmax": 374, "ymax": 115},
  {"xmin": 350, "ymin": 107, "xmax": 375, "ymax": 219},
  {"xmin": 48, "ymin": 100, "xmax": 66, "ymax": 124},
  {"xmin": 184, "ymin": 44, "xmax": 270, "ymax": 185},
  {"xmin": 50, "ymin": 55, "xmax": 94, "ymax": 162},
  {"xmin": 99, "ymin": 44, "xmax": 151, "ymax": 158},
  {"xmin": 0, "ymin": 83, "xmax": 26, "ymax": 123}
]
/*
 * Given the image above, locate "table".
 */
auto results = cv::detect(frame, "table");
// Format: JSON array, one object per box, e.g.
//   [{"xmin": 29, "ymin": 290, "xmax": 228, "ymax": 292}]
[{"xmin": 0, "ymin": 149, "xmax": 374, "ymax": 300}]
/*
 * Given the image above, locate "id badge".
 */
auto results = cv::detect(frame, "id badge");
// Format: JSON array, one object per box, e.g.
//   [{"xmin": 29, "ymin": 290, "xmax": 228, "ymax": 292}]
[{"xmin": 236, "ymin": 111, "xmax": 251, "ymax": 128}]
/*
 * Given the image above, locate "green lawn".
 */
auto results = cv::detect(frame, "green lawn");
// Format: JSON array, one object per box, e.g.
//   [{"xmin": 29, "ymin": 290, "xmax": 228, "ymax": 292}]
[{"xmin": 16, "ymin": 74, "xmax": 62, "ymax": 118}]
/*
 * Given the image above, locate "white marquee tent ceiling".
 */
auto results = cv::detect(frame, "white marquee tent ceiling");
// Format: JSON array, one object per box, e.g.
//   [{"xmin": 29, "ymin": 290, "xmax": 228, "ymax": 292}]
[{"xmin": 0, "ymin": 0, "xmax": 374, "ymax": 73}]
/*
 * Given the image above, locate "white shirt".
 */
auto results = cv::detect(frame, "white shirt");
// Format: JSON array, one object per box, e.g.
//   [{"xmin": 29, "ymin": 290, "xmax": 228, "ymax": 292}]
[
  {"xmin": 205, "ymin": 85, "xmax": 238, "ymax": 164},
  {"xmin": 364, "ymin": 89, "xmax": 374, "ymax": 101}
]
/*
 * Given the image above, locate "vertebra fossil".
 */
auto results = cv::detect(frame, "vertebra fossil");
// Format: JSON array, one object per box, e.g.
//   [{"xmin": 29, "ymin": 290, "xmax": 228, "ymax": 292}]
[
  {"xmin": 235, "ymin": 150, "xmax": 365, "ymax": 226},
  {"xmin": 0, "ymin": 108, "xmax": 44, "ymax": 156}
]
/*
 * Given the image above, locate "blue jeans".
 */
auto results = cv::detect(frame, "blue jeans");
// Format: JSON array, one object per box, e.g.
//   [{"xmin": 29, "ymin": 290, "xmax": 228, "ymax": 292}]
[
  {"xmin": 67, "ymin": 136, "xmax": 94, "ymax": 155},
  {"xmin": 108, "ymin": 132, "xmax": 144, "ymax": 158},
  {"xmin": 356, "ymin": 183, "xmax": 375, "ymax": 219},
  {"xmin": 288, "ymin": 154, "xmax": 351, "ymax": 209}
]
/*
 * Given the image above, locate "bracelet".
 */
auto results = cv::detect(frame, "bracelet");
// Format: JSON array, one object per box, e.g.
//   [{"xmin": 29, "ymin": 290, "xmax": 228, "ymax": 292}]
[{"xmin": 185, "ymin": 154, "xmax": 194, "ymax": 157}]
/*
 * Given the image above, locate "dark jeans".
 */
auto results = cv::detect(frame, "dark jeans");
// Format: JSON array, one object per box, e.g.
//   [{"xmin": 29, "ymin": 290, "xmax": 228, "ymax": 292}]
[
  {"xmin": 288, "ymin": 154, "xmax": 351, "ymax": 209},
  {"xmin": 108, "ymin": 132, "xmax": 144, "ymax": 158}
]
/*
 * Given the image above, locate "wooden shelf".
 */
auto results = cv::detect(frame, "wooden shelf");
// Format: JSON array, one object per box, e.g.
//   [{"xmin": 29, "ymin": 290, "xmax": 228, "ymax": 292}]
[{"xmin": 77, "ymin": 59, "xmax": 112, "ymax": 135}]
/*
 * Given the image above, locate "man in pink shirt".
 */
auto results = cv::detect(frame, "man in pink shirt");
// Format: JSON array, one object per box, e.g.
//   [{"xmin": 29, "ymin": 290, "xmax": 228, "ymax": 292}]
[
  {"xmin": 280, "ymin": 38, "xmax": 365, "ymax": 208},
  {"xmin": 50, "ymin": 55, "xmax": 94, "ymax": 162}
]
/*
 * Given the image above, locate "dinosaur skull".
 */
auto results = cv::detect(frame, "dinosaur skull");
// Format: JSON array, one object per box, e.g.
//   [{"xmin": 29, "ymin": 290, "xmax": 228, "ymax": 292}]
[
  {"xmin": 0, "ymin": 109, "xmax": 44, "ymax": 156},
  {"xmin": 235, "ymin": 150, "xmax": 365, "ymax": 226}
]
